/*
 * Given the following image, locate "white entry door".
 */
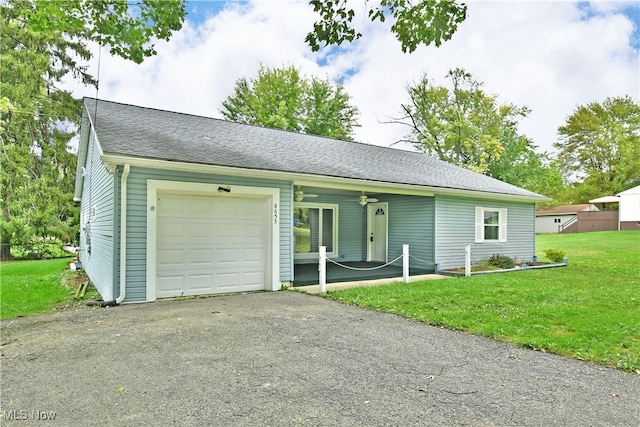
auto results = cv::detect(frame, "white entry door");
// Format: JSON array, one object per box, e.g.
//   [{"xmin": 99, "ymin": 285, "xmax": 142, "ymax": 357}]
[
  {"xmin": 155, "ymin": 193, "xmax": 268, "ymax": 298},
  {"xmin": 367, "ymin": 202, "xmax": 388, "ymax": 262}
]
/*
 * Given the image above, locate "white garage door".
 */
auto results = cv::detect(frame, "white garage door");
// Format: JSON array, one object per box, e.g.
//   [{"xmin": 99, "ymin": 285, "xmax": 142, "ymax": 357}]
[{"xmin": 156, "ymin": 193, "xmax": 268, "ymax": 298}]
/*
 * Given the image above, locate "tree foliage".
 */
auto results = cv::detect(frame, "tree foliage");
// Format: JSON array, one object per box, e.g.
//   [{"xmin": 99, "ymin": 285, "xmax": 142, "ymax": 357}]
[
  {"xmin": 220, "ymin": 65, "xmax": 359, "ymax": 140},
  {"xmin": 25, "ymin": 0, "xmax": 186, "ymax": 64},
  {"xmin": 306, "ymin": 0, "xmax": 467, "ymax": 53},
  {"xmin": 554, "ymin": 96, "xmax": 640, "ymax": 201},
  {"xmin": 395, "ymin": 68, "xmax": 536, "ymax": 177},
  {"xmin": 0, "ymin": 0, "xmax": 186, "ymax": 259},
  {"xmin": 487, "ymin": 128, "xmax": 564, "ymax": 198}
]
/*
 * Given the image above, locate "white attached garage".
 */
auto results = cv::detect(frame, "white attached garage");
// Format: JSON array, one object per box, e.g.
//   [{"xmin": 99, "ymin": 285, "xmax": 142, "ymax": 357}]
[{"xmin": 146, "ymin": 180, "xmax": 280, "ymax": 301}]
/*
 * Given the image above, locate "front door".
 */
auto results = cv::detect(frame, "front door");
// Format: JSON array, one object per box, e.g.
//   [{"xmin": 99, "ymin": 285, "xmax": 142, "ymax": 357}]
[{"xmin": 367, "ymin": 202, "xmax": 388, "ymax": 262}]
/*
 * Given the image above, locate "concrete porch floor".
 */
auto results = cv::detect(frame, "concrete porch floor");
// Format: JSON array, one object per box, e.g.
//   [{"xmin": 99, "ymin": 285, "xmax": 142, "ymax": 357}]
[{"xmin": 293, "ymin": 261, "xmax": 436, "ymax": 287}]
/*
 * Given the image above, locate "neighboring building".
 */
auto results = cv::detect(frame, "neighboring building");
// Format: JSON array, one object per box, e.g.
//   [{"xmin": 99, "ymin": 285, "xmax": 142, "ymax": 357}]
[
  {"xmin": 538, "ymin": 184, "xmax": 640, "ymax": 235},
  {"xmin": 535, "ymin": 204, "xmax": 593, "ymax": 234},
  {"xmin": 73, "ymin": 98, "xmax": 548, "ymax": 304},
  {"xmin": 618, "ymin": 184, "xmax": 640, "ymax": 230}
]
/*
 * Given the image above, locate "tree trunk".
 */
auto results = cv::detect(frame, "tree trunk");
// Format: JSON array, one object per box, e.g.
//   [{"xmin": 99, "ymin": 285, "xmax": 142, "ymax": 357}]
[{"xmin": 0, "ymin": 241, "xmax": 11, "ymax": 260}]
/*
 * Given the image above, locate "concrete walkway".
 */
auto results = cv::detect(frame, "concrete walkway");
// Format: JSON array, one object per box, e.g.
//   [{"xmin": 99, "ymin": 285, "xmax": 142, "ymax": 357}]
[{"xmin": 295, "ymin": 273, "xmax": 451, "ymax": 294}]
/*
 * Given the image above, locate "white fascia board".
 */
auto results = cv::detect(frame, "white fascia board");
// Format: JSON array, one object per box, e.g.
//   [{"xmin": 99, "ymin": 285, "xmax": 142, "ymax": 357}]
[
  {"xmin": 73, "ymin": 108, "xmax": 106, "ymax": 201},
  {"xmin": 430, "ymin": 187, "xmax": 549, "ymax": 203},
  {"xmin": 73, "ymin": 113, "xmax": 91, "ymax": 201},
  {"xmin": 101, "ymin": 153, "xmax": 549, "ymax": 203},
  {"xmin": 84, "ymin": 107, "xmax": 105, "ymax": 157}
]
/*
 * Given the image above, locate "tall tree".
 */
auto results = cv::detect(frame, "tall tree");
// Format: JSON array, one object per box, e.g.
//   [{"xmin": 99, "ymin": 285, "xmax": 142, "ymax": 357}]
[
  {"xmin": 394, "ymin": 68, "xmax": 531, "ymax": 175},
  {"xmin": 486, "ymin": 127, "xmax": 563, "ymax": 198},
  {"xmin": 221, "ymin": 65, "xmax": 305, "ymax": 132},
  {"xmin": 220, "ymin": 65, "xmax": 359, "ymax": 140},
  {"xmin": 554, "ymin": 96, "xmax": 640, "ymax": 200},
  {"xmin": 306, "ymin": 0, "xmax": 467, "ymax": 52},
  {"xmin": 0, "ymin": 0, "xmax": 186, "ymax": 259}
]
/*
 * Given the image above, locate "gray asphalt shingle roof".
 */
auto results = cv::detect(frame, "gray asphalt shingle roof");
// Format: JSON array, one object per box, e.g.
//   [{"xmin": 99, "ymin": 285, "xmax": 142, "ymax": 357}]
[{"xmin": 84, "ymin": 98, "xmax": 546, "ymax": 199}]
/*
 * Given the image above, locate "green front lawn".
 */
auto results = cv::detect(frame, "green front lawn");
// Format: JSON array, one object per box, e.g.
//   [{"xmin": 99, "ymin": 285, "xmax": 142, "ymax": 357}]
[
  {"xmin": 327, "ymin": 231, "xmax": 640, "ymax": 372},
  {"xmin": 0, "ymin": 258, "xmax": 95, "ymax": 319}
]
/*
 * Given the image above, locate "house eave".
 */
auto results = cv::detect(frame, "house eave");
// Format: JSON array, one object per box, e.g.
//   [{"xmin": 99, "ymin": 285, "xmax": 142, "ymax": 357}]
[
  {"xmin": 100, "ymin": 153, "xmax": 549, "ymax": 203},
  {"xmin": 74, "ymin": 107, "xmax": 106, "ymax": 201},
  {"xmin": 73, "ymin": 113, "xmax": 91, "ymax": 201}
]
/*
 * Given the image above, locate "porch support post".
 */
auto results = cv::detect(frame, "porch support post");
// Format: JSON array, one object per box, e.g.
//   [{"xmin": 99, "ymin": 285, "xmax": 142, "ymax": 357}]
[
  {"xmin": 319, "ymin": 246, "xmax": 327, "ymax": 294},
  {"xmin": 464, "ymin": 244, "xmax": 471, "ymax": 277},
  {"xmin": 403, "ymin": 244, "xmax": 409, "ymax": 283}
]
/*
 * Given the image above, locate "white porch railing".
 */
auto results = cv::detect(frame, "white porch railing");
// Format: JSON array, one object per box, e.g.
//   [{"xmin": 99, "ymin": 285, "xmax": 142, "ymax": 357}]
[{"xmin": 318, "ymin": 244, "xmax": 438, "ymax": 294}]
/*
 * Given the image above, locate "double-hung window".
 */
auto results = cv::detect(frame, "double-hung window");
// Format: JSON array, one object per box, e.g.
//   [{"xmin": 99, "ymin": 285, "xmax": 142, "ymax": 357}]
[
  {"xmin": 475, "ymin": 207, "xmax": 507, "ymax": 243},
  {"xmin": 294, "ymin": 203, "xmax": 338, "ymax": 259}
]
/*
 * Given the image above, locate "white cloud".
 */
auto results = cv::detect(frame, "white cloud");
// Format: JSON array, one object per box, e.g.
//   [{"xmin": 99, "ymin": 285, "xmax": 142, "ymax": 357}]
[{"xmin": 67, "ymin": 0, "xmax": 639, "ymax": 155}]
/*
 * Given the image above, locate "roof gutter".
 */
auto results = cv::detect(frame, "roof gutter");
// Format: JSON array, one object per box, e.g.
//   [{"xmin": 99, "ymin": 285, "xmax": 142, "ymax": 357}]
[{"xmin": 116, "ymin": 164, "xmax": 131, "ymax": 304}]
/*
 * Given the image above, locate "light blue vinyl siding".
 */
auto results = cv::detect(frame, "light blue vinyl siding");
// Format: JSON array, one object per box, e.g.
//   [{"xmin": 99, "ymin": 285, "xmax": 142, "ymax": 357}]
[
  {"xmin": 386, "ymin": 195, "xmax": 435, "ymax": 270},
  {"xmin": 332, "ymin": 193, "xmax": 367, "ymax": 261},
  {"xmin": 434, "ymin": 195, "xmax": 536, "ymax": 269},
  {"xmin": 120, "ymin": 167, "xmax": 292, "ymax": 302},
  {"xmin": 78, "ymin": 131, "xmax": 116, "ymax": 300}
]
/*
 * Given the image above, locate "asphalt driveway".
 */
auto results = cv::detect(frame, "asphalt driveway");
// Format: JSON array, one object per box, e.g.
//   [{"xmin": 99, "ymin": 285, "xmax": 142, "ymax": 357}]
[{"xmin": 1, "ymin": 291, "xmax": 639, "ymax": 426}]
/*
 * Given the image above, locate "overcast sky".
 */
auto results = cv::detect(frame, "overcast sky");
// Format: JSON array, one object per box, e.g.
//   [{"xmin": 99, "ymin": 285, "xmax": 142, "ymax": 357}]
[{"xmin": 67, "ymin": 0, "xmax": 640, "ymax": 155}]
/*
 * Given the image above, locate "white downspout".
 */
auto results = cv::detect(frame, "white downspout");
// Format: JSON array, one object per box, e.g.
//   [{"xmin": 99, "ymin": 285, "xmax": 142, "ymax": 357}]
[{"xmin": 116, "ymin": 164, "xmax": 130, "ymax": 304}]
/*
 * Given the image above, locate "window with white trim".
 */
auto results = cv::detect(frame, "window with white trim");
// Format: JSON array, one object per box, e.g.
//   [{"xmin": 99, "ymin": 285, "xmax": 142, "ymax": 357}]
[
  {"xmin": 475, "ymin": 207, "xmax": 507, "ymax": 243},
  {"xmin": 294, "ymin": 203, "xmax": 338, "ymax": 259}
]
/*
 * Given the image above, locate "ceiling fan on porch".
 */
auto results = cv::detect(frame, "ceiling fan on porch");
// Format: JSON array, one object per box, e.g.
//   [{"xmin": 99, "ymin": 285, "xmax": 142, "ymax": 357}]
[
  {"xmin": 353, "ymin": 191, "xmax": 379, "ymax": 206},
  {"xmin": 294, "ymin": 186, "xmax": 319, "ymax": 202}
]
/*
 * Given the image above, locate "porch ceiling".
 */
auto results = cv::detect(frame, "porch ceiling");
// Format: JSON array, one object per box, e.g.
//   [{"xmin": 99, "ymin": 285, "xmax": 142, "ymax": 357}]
[{"xmin": 293, "ymin": 182, "xmax": 431, "ymax": 197}]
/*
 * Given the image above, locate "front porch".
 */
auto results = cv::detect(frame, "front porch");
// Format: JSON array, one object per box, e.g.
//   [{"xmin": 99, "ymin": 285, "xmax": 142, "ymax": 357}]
[
  {"xmin": 290, "ymin": 184, "xmax": 437, "ymax": 287},
  {"xmin": 293, "ymin": 261, "xmax": 435, "ymax": 287}
]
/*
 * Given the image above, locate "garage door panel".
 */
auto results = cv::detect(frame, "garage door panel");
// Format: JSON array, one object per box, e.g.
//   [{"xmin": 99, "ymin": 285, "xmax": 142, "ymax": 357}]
[
  {"xmin": 156, "ymin": 192, "xmax": 268, "ymax": 298},
  {"xmin": 158, "ymin": 249, "xmax": 185, "ymax": 268},
  {"xmin": 240, "ymin": 198, "xmax": 263, "ymax": 212},
  {"xmin": 242, "ymin": 271, "xmax": 264, "ymax": 285},
  {"xmin": 216, "ymin": 272, "xmax": 240, "ymax": 286},
  {"xmin": 158, "ymin": 221, "xmax": 185, "ymax": 239},
  {"xmin": 188, "ymin": 198, "xmax": 214, "ymax": 216},
  {"xmin": 159, "ymin": 195, "xmax": 187, "ymax": 215},
  {"xmin": 188, "ymin": 249, "xmax": 214, "ymax": 265},
  {"xmin": 242, "ymin": 224, "xmax": 265, "ymax": 238},
  {"xmin": 187, "ymin": 275, "xmax": 214, "ymax": 291},
  {"xmin": 158, "ymin": 275, "xmax": 185, "ymax": 297},
  {"xmin": 214, "ymin": 220, "xmax": 241, "ymax": 238},
  {"xmin": 187, "ymin": 221, "xmax": 213, "ymax": 238},
  {"xmin": 243, "ymin": 248, "xmax": 263, "ymax": 262},
  {"xmin": 213, "ymin": 200, "xmax": 242, "ymax": 217},
  {"xmin": 216, "ymin": 249, "xmax": 241, "ymax": 265}
]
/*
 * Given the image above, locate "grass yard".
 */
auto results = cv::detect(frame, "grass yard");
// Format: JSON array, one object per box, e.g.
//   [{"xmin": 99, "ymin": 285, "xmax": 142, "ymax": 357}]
[
  {"xmin": 0, "ymin": 258, "xmax": 96, "ymax": 319},
  {"xmin": 327, "ymin": 231, "xmax": 640, "ymax": 373}
]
